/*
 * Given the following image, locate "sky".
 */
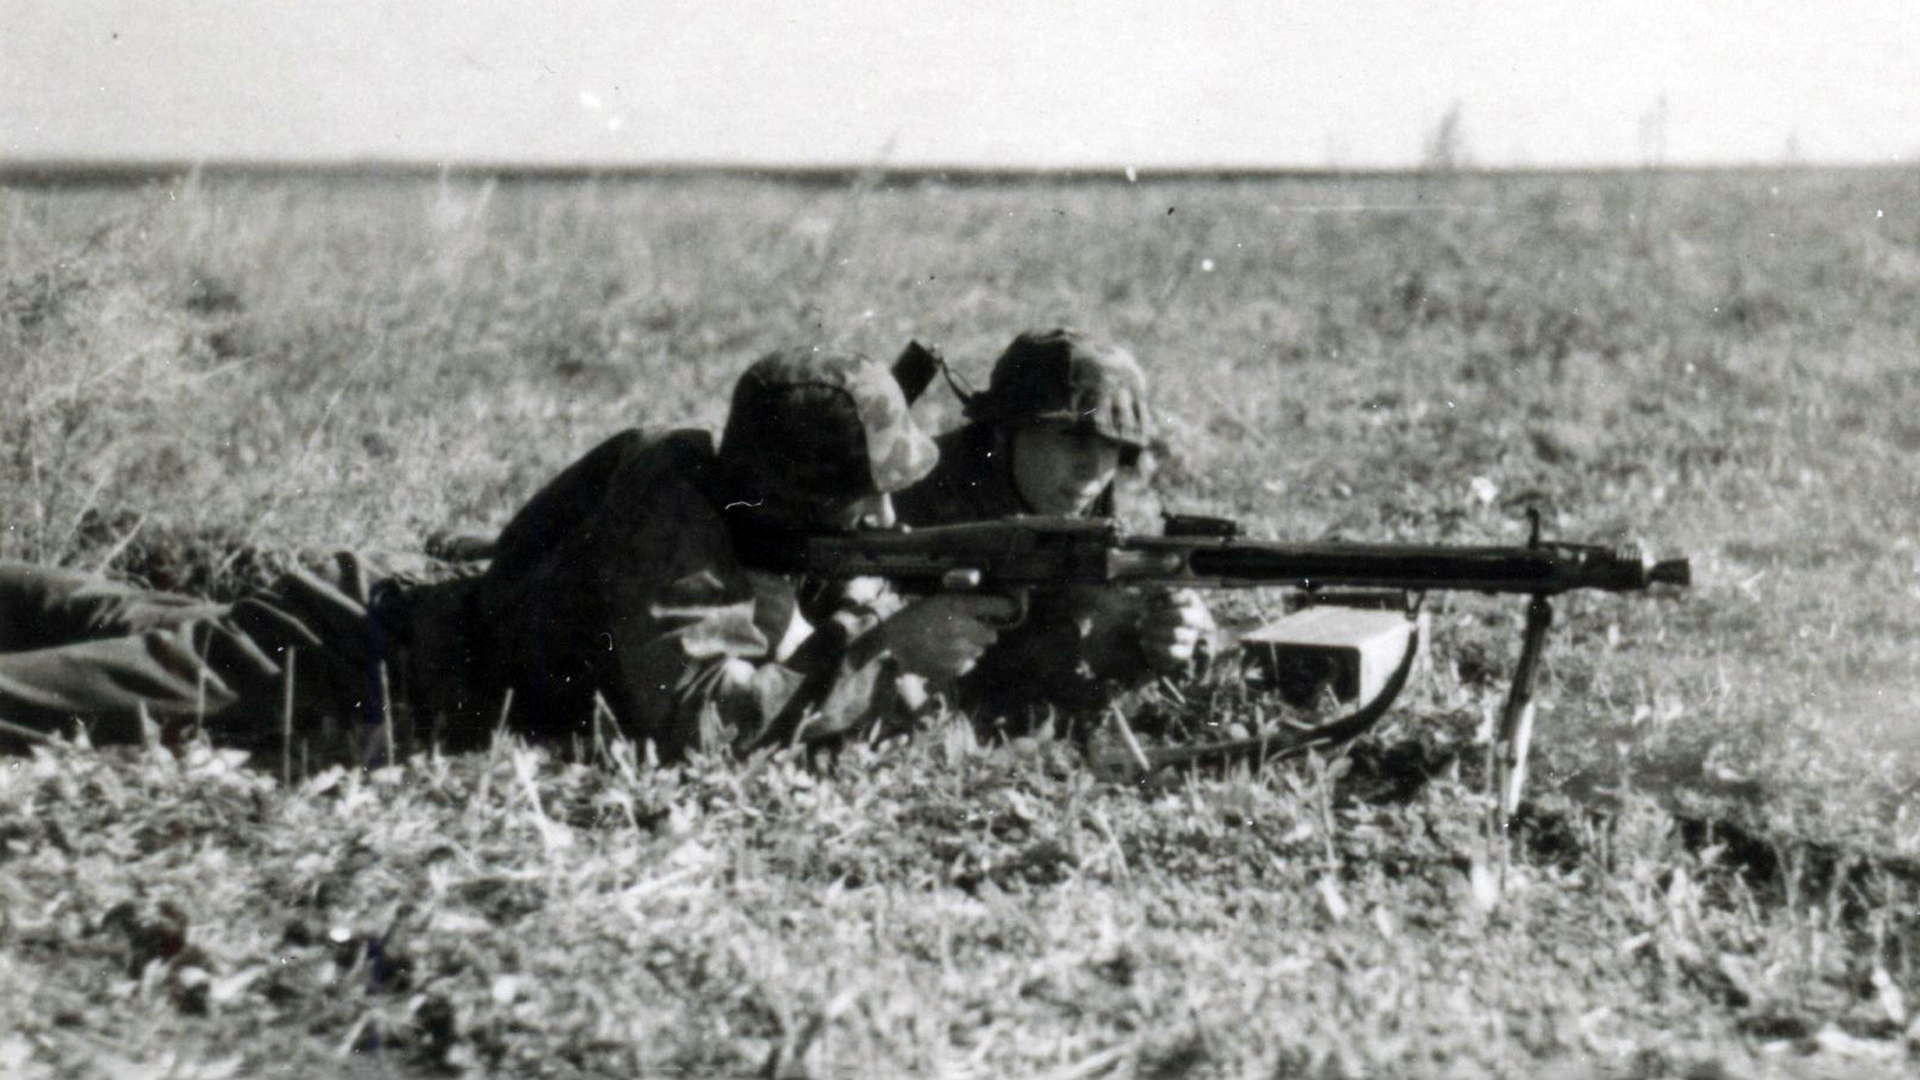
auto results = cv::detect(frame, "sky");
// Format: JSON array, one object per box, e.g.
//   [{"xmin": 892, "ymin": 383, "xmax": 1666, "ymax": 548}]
[{"xmin": 5, "ymin": 0, "xmax": 1917, "ymax": 169}]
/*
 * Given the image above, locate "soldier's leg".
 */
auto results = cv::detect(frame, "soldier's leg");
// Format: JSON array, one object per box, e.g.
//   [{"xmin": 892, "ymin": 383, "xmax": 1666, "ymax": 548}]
[
  {"xmin": 0, "ymin": 627, "xmax": 246, "ymax": 745},
  {"xmin": 0, "ymin": 560, "xmax": 228, "ymax": 651},
  {"xmin": 222, "ymin": 551, "xmax": 429, "ymax": 752},
  {"xmin": 0, "ymin": 552, "xmax": 463, "ymax": 753},
  {"xmin": 0, "ymin": 559, "xmax": 369, "ymax": 748}
]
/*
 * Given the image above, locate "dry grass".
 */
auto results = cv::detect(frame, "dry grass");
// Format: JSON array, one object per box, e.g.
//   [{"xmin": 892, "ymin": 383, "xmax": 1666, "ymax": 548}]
[{"xmin": 3, "ymin": 166, "xmax": 1919, "ymax": 1076}]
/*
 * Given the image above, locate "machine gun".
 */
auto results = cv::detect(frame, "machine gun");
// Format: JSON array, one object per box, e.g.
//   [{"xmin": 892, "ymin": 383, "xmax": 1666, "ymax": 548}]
[
  {"xmin": 776, "ymin": 512, "xmax": 1686, "ymax": 597},
  {"xmin": 748, "ymin": 511, "xmax": 1689, "ymax": 807}
]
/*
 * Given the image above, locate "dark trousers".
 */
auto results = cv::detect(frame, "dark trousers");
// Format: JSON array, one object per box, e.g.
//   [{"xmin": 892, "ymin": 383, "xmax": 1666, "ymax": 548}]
[{"xmin": 0, "ymin": 559, "xmax": 394, "ymax": 748}]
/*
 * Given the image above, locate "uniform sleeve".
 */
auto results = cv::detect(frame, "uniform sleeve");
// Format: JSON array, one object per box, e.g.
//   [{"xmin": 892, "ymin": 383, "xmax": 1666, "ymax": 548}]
[{"xmin": 593, "ymin": 474, "xmax": 902, "ymax": 759}]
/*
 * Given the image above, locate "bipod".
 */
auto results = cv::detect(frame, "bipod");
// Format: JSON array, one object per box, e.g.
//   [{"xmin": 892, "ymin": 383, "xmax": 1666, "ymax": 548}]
[
  {"xmin": 1492, "ymin": 509, "xmax": 1556, "ymax": 820},
  {"xmin": 1493, "ymin": 594, "xmax": 1554, "ymax": 817}
]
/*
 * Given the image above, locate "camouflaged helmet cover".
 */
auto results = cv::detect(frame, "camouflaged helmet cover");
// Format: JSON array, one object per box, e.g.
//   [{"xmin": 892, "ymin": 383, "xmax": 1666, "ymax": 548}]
[
  {"xmin": 720, "ymin": 347, "xmax": 939, "ymax": 503},
  {"xmin": 964, "ymin": 328, "xmax": 1152, "ymax": 450}
]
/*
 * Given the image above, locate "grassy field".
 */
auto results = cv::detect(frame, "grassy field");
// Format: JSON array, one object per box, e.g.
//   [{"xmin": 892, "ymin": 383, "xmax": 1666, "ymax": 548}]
[{"xmin": 3, "ymin": 166, "xmax": 1918, "ymax": 1077}]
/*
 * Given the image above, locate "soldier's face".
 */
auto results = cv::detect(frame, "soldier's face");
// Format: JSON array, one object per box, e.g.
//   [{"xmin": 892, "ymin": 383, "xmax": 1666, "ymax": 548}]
[{"xmin": 1009, "ymin": 422, "xmax": 1122, "ymax": 515}]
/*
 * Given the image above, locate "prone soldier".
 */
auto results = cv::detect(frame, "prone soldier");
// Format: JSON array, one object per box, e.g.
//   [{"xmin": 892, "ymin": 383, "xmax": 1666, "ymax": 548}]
[
  {"xmin": 892, "ymin": 328, "xmax": 1214, "ymax": 731},
  {"xmin": 462, "ymin": 346, "xmax": 1011, "ymax": 757}
]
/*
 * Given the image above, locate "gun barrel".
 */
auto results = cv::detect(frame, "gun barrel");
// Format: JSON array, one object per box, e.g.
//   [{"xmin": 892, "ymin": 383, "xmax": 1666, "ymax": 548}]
[
  {"xmin": 1651, "ymin": 558, "xmax": 1691, "ymax": 587},
  {"xmin": 1162, "ymin": 539, "xmax": 1686, "ymax": 594}
]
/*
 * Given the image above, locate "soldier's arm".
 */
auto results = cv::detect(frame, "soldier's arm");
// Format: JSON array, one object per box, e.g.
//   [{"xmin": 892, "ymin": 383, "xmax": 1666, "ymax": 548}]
[
  {"xmin": 594, "ymin": 482, "xmax": 904, "ymax": 758},
  {"xmin": 606, "ymin": 576, "xmax": 906, "ymax": 757}
]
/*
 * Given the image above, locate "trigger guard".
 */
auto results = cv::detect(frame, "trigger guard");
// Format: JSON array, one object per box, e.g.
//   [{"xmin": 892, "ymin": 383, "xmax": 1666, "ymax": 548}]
[{"xmin": 991, "ymin": 591, "xmax": 1030, "ymax": 631}]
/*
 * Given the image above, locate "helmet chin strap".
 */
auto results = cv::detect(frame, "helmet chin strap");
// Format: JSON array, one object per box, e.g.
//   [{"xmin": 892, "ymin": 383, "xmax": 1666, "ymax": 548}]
[{"xmin": 938, "ymin": 354, "xmax": 981, "ymax": 410}]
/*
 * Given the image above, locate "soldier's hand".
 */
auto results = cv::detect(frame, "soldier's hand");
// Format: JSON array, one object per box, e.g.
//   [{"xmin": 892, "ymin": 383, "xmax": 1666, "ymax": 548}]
[
  {"xmin": 877, "ymin": 594, "xmax": 1016, "ymax": 679},
  {"xmin": 1140, "ymin": 588, "xmax": 1214, "ymax": 671}
]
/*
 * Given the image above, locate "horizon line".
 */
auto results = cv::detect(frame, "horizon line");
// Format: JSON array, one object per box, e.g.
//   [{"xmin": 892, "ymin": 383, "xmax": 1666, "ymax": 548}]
[{"xmin": 2, "ymin": 154, "xmax": 1911, "ymax": 188}]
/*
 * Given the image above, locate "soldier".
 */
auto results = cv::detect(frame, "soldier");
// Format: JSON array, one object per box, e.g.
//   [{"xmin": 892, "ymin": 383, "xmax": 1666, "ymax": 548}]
[
  {"xmin": 0, "ymin": 347, "xmax": 1010, "ymax": 760},
  {"xmin": 465, "ymin": 346, "xmax": 1010, "ymax": 757},
  {"xmin": 892, "ymin": 328, "xmax": 1214, "ymax": 730}
]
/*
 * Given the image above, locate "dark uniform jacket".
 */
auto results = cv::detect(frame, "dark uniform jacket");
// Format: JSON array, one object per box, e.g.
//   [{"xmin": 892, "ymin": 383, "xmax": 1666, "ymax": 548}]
[{"xmin": 473, "ymin": 428, "xmax": 906, "ymax": 758}]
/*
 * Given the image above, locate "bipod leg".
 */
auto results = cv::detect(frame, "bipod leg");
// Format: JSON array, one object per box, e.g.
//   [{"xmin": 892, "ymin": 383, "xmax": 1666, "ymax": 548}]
[{"xmin": 1494, "ymin": 594, "xmax": 1554, "ymax": 819}]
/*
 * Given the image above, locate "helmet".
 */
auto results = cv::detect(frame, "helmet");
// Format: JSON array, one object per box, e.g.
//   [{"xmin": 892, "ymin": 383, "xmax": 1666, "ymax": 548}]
[
  {"xmin": 720, "ymin": 346, "xmax": 939, "ymax": 503},
  {"xmin": 963, "ymin": 329, "xmax": 1152, "ymax": 452}
]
